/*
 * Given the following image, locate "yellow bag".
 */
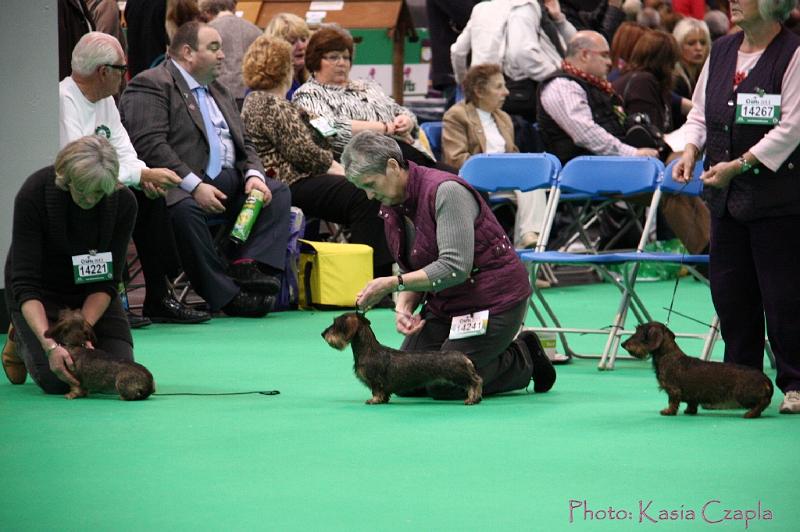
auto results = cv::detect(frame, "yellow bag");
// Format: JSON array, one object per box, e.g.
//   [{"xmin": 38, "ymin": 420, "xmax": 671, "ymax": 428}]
[{"xmin": 298, "ymin": 240, "xmax": 373, "ymax": 309}]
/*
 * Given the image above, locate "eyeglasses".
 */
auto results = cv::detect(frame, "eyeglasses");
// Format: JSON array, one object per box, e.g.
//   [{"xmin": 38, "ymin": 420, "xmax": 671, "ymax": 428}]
[
  {"xmin": 322, "ymin": 53, "xmax": 351, "ymax": 63},
  {"xmin": 103, "ymin": 63, "xmax": 128, "ymax": 73}
]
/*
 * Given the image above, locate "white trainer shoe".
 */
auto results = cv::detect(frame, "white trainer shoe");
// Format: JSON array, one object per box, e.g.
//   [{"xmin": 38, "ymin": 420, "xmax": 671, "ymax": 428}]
[{"xmin": 779, "ymin": 390, "xmax": 800, "ymax": 414}]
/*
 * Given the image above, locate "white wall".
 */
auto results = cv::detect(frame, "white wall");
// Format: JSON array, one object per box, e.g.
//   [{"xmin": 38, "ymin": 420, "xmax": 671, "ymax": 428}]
[{"xmin": 0, "ymin": 0, "xmax": 58, "ymax": 324}]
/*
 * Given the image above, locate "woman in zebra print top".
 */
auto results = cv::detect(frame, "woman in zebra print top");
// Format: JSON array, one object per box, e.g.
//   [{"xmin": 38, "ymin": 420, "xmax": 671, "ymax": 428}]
[{"xmin": 292, "ymin": 26, "xmax": 442, "ymax": 169}]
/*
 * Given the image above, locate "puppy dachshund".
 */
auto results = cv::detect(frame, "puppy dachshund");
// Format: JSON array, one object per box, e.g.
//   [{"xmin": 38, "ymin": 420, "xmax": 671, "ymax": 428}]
[
  {"xmin": 44, "ymin": 309, "xmax": 155, "ymax": 400},
  {"xmin": 322, "ymin": 312, "xmax": 482, "ymax": 405},
  {"xmin": 622, "ymin": 322, "xmax": 773, "ymax": 418}
]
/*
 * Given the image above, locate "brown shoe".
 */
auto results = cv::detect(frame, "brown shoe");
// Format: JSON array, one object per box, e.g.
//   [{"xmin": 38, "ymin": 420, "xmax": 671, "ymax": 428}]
[{"xmin": 2, "ymin": 324, "xmax": 27, "ymax": 385}]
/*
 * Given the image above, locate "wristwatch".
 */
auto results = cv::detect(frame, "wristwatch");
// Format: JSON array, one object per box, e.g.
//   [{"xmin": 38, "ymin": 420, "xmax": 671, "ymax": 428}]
[{"xmin": 396, "ymin": 274, "xmax": 406, "ymax": 292}]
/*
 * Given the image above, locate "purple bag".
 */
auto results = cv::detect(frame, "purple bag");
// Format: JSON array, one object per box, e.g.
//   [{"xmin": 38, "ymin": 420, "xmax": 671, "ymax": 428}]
[{"xmin": 274, "ymin": 207, "xmax": 305, "ymax": 311}]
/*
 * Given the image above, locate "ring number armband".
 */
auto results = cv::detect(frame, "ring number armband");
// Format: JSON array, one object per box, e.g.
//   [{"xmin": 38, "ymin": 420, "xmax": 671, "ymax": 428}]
[
  {"xmin": 738, "ymin": 156, "xmax": 753, "ymax": 173},
  {"xmin": 396, "ymin": 274, "xmax": 406, "ymax": 292}
]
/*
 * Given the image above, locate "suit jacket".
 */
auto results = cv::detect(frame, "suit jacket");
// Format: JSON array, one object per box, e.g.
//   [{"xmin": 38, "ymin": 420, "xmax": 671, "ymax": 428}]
[
  {"xmin": 120, "ymin": 60, "xmax": 266, "ymax": 206},
  {"xmin": 442, "ymin": 101, "xmax": 518, "ymax": 169}
]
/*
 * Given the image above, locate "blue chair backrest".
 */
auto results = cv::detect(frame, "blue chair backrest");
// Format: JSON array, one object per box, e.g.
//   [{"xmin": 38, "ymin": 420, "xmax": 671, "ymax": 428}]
[
  {"xmin": 558, "ymin": 156, "xmax": 663, "ymax": 197},
  {"xmin": 662, "ymin": 159, "xmax": 704, "ymax": 196},
  {"xmin": 458, "ymin": 153, "xmax": 562, "ymax": 193},
  {"xmin": 420, "ymin": 121, "xmax": 443, "ymax": 160}
]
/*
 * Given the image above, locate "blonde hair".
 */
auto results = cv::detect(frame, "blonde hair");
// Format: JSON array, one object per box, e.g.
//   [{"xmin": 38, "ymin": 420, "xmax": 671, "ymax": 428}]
[
  {"xmin": 264, "ymin": 12, "xmax": 311, "ymax": 42},
  {"xmin": 54, "ymin": 136, "xmax": 120, "ymax": 196}
]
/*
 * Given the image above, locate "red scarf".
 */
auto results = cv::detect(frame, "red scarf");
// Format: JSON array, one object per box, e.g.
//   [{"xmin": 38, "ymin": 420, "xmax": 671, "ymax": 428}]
[{"xmin": 561, "ymin": 61, "xmax": 616, "ymax": 96}]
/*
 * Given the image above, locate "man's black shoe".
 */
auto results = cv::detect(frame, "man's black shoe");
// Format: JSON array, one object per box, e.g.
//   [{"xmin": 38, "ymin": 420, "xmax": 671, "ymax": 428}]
[
  {"xmin": 143, "ymin": 295, "xmax": 211, "ymax": 324},
  {"xmin": 222, "ymin": 291, "xmax": 274, "ymax": 318},
  {"xmin": 229, "ymin": 262, "xmax": 281, "ymax": 295},
  {"xmin": 127, "ymin": 311, "xmax": 152, "ymax": 329},
  {"xmin": 518, "ymin": 331, "xmax": 556, "ymax": 393}
]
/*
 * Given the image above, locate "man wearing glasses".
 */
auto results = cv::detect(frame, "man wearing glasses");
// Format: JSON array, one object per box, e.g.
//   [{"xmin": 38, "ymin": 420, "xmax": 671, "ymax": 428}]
[
  {"xmin": 120, "ymin": 22, "xmax": 291, "ymax": 318},
  {"xmin": 537, "ymin": 30, "xmax": 660, "ymax": 163},
  {"xmin": 60, "ymin": 31, "xmax": 211, "ymax": 326}
]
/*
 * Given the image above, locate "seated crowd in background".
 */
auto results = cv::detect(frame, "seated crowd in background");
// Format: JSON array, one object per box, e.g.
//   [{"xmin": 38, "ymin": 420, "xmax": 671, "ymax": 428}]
[{"xmin": 5, "ymin": 0, "xmax": 800, "ymax": 413}]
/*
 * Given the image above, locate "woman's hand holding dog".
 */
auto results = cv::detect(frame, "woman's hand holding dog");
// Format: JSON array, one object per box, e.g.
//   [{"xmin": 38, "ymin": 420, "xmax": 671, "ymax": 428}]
[
  {"xmin": 356, "ymin": 276, "xmax": 395, "ymax": 310},
  {"xmin": 47, "ymin": 345, "xmax": 80, "ymax": 387}
]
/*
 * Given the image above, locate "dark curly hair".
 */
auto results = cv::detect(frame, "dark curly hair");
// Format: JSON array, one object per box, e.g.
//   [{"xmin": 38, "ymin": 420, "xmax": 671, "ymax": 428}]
[{"xmin": 305, "ymin": 26, "xmax": 354, "ymax": 74}]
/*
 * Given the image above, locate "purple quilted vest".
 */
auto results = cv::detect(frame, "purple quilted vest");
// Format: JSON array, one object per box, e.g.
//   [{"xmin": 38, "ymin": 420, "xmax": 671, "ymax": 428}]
[
  {"xmin": 380, "ymin": 162, "xmax": 531, "ymax": 319},
  {"xmin": 704, "ymin": 27, "xmax": 800, "ymax": 221}
]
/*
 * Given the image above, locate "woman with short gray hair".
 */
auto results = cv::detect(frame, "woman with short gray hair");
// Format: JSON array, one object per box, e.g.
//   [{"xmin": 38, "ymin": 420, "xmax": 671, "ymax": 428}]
[
  {"xmin": 674, "ymin": 0, "xmax": 800, "ymax": 414},
  {"xmin": 3, "ymin": 136, "xmax": 139, "ymax": 394},
  {"xmin": 343, "ymin": 131, "xmax": 556, "ymax": 400}
]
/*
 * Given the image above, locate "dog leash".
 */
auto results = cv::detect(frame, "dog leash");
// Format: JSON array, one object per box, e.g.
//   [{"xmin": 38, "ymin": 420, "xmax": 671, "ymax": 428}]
[
  {"xmin": 99, "ymin": 390, "xmax": 280, "ymax": 397},
  {"xmin": 153, "ymin": 390, "xmax": 280, "ymax": 397}
]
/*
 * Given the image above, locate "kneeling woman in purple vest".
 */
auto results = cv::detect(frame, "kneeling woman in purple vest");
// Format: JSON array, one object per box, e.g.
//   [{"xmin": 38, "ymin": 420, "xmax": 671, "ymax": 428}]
[{"xmin": 341, "ymin": 131, "xmax": 556, "ymax": 398}]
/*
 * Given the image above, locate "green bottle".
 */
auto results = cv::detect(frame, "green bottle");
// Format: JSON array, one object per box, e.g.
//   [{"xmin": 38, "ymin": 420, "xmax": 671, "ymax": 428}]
[{"xmin": 230, "ymin": 189, "xmax": 265, "ymax": 243}]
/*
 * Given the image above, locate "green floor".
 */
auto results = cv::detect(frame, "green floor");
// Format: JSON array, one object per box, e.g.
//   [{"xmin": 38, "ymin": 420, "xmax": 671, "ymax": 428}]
[{"xmin": 1, "ymin": 280, "xmax": 797, "ymax": 531}]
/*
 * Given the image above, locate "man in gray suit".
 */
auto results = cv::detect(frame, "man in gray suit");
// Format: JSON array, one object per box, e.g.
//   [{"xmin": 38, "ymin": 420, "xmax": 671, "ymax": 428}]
[{"xmin": 120, "ymin": 21, "xmax": 291, "ymax": 317}]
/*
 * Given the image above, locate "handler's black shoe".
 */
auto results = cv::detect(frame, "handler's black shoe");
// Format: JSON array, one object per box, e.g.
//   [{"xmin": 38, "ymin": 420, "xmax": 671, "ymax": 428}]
[
  {"xmin": 229, "ymin": 262, "xmax": 281, "ymax": 295},
  {"xmin": 222, "ymin": 291, "xmax": 274, "ymax": 318},
  {"xmin": 143, "ymin": 295, "xmax": 211, "ymax": 324},
  {"xmin": 518, "ymin": 331, "xmax": 556, "ymax": 393}
]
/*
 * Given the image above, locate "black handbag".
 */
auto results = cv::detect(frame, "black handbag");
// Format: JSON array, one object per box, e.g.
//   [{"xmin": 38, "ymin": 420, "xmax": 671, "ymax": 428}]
[{"xmin": 502, "ymin": 76, "xmax": 538, "ymax": 121}]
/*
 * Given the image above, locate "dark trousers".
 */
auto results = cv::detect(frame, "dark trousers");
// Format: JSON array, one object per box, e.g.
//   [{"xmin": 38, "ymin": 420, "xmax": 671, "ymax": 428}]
[
  {"xmin": 168, "ymin": 169, "xmax": 291, "ymax": 311},
  {"xmin": 11, "ymin": 295, "xmax": 133, "ymax": 395},
  {"xmin": 710, "ymin": 213, "xmax": 800, "ymax": 392},
  {"xmin": 289, "ymin": 174, "xmax": 393, "ymax": 276},
  {"xmin": 401, "ymin": 298, "xmax": 533, "ymax": 396},
  {"xmin": 131, "ymin": 190, "xmax": 182, "ymax": 307}
]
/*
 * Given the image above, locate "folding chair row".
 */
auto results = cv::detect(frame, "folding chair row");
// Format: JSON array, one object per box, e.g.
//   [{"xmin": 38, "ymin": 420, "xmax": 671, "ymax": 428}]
[{"xmin": 458, "ymin": 152, "xmax": 720, "ymax": 370}]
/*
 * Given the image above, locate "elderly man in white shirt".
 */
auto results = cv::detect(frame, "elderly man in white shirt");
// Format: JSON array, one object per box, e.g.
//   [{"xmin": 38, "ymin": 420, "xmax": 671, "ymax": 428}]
[{"xmin": 59, "ymin": 31, "xmax": 210, "ymax": 326}]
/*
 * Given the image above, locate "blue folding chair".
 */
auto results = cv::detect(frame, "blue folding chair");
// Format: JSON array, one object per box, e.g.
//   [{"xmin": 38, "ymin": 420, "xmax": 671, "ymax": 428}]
[
  {"xmin": 420, "ymin": 121, "xmax": 443, "ymax": 161},
  {"xmin": 459, "ymin": 152, "xmax": 561, "ymax": 239},
  {"xmin": 517, "ymin": 156, "xmax": 664, "ymax": 361}
]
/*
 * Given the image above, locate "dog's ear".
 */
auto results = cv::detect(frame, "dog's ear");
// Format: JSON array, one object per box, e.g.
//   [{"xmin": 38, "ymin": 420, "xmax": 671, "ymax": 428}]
[{"xmin": 644, "ymin": 323, "xmax": 665, "ymax": 350}]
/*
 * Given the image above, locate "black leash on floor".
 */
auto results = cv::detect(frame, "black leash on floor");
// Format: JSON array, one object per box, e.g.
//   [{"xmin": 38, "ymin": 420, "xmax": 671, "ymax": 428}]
[
  {"xmin": 153, "ymin": 390, "xmax": 280, "ymax": 397},
  {"xmin": 99, "ymin": 390, "xmax": 280, "ymax": 397}
]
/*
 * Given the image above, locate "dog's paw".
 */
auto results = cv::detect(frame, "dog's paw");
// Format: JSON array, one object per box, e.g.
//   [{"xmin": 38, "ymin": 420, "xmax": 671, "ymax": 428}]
[
  {"xmin": 660, "ymin": 408, "xmax": 677, "ymax": 416},
  {"xmin": 366, "ymin": 397, "xmax": 388, "ymax": 405},
  {"xmin": 464, "ymin": 397, "xmax": 481, "ymax": 406}
]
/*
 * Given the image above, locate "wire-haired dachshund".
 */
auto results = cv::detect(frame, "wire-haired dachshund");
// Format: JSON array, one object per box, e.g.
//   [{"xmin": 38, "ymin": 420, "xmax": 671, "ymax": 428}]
[
  {"xmin": 322, "ymin": 312, "xmax": 482, "ymax": 405},
  {"xmin": 622, "ymin": 322, "xmax": 772, "ymax": 418},
  {"xmin": 44, "ymin": 309, "xmax": 155, "ymax": 400}
]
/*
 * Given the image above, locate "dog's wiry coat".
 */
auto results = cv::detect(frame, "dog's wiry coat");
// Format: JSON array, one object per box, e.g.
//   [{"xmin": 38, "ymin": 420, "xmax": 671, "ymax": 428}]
[
  {"xmin": 622, "ymin": 322, "xmax": 773, "ymax": 418},
  {"xmin": 322, "ymin": 312, "xmax": 482, "ymax": 405},
  {"xmin": 44, "ymin": 309, "xmax": 155, "ymax": 400}
]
